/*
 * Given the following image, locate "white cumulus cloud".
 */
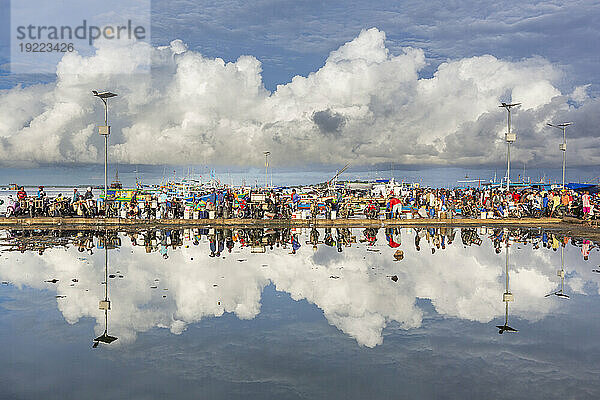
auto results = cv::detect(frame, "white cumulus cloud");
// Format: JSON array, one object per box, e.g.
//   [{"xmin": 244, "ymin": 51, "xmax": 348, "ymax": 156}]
[{"xmin": 0, "ymin": 28, "xmax": 598, "ymax": 168}]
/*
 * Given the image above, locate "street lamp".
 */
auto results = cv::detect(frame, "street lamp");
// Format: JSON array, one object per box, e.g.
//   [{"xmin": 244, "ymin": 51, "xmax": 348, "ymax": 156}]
[
  {"xmin": 499, "ymin": 102, "xmax": 521, "ymax": 191},
  {"xmin": 263, "ymin": 151, "xmax": 270, "ymax": 188},
  {"xmin": 547, "ymin": 122, "xmax": 572, "ymax": 189},
  {"xmin": 92, "ymin": 90, "xmax": 118, "ymax": 200}
]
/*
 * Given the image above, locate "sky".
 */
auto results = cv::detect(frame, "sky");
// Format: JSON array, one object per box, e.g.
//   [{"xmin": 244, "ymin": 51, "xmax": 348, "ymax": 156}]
[{"xmin": 0, "ymin": 0, "xmax": 599, "ymax": 179}]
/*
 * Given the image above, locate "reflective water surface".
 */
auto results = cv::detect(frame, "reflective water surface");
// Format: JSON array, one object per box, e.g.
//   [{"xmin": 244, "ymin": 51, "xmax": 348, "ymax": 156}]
[{"xmin": 1, "ymin": 226, "xmax": 599, "ymax": 399}]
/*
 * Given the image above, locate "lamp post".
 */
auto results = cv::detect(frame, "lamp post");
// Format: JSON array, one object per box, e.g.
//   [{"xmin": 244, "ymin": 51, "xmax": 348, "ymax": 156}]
[
  {"xmin": 499, "ymin": 102, "xmax": 521, "ymax": 191},
  {"xmin": 92, "ymin": 90, "xmax": 118, "ymax": 200},
  {"xmin": 547, "ymin": 122, "xmax": 572, "ymax": 189},
  {"xmin": 264, "ymin": 151, "xmax": 270, "ymax": 189}
]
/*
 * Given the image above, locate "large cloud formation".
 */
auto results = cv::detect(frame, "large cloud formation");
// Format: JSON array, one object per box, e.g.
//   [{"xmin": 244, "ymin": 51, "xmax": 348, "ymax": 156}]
[{"xmin": 0, "ymin": 28, "xmax": 598, "ymax": 167}]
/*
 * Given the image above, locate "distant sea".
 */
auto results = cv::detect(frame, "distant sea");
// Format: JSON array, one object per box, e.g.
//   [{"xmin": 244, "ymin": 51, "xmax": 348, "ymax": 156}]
[{"xmin": 0, "ymin": 164, "xmax": 598, "ymax": 189}]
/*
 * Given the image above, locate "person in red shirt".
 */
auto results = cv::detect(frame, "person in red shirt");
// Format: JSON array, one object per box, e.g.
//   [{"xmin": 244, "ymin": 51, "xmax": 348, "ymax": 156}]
[
  {"xmin": 16, "ymin": 186, "xmax": 27, "ymax": 201},
  {"xmin": 388, "ymin": 197, "xmax": 402, "ymax": 219}
]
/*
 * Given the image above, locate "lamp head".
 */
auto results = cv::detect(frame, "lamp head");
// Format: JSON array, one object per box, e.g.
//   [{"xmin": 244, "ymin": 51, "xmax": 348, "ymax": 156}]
[{"xmin": 92, "ymin": 90, "xmax": 118, "ymax": 99}]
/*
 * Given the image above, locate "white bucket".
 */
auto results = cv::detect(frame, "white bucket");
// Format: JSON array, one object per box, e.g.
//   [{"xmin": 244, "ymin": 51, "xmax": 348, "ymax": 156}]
[
  {"xmin": 209, "ymin": 210, "xmax": 216, "ymax": 219},
  {"xmin": 193, "ymin": 211, "xmax": 199, "ymax": 219},
  {"xmin": 120, "ymin": 209, "xmax": 127, "ymax": 218},
  {"xmin": 487, "ymin": 211, "xmax": 494, "ymax": 219},
  {"xmin": 156, "ymin": 210, "xmax": 161, "ymax": 219},
  {"xmin": 301, "ymin": 210, "xmax": 307, "ymax": 219},
  {"xmin": 184, "ymin": 209, "xmax": 190, "ymax": 219},
  {"xmin": 406, "ymin": 212, "xmax": 413, "ymax": 220},
  {"xmin": 331, "ymin": 210, "xmax": 337, "ymax": 220},
  {"xmin": 480, "ymin": 211, "xmax": 487, "ymax": 219}
]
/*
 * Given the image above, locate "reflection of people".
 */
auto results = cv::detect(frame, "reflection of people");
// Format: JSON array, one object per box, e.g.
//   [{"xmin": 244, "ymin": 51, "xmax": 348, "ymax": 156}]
[
  {"xmin": 393, "ymin": 250, "xmax": 404, "ymax": 261},
  {"xmin": 291, "ymin": 234, "xmax": 300, "ymax": 254},
  {"xmin": 582, "ymin": 239, "xmax": 591, "ymax": 260},
  {"xmin": 159, "ymin": 231, "xmax": 168, "ymax": 259}
]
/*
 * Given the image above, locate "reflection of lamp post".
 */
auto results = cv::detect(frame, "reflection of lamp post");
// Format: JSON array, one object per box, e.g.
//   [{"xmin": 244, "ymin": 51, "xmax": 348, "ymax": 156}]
[
  {"xmin": 547, "ymin": 122, "xmax": 572, "ymax": 189},
  {"xmin": 497, "ymin": 232, "xmax": 518, "ymax": 334},
  {"xmin": 545, "ymin": 246, "xmax": 570, "ymax": 299},
  {"xmin": 263, "ymin": 151, "xmax": 270, "ymax": 188},
  {"xmin": 93, "ymin": 237, "xmax": 117, "ymax": 347},
  {"xmin": 92, "ymin": 90, "xmax": 118, "ymax": 200},
  {"xmin": 499, "ymin": 102, "xmax": 520, "ymax": 190}
]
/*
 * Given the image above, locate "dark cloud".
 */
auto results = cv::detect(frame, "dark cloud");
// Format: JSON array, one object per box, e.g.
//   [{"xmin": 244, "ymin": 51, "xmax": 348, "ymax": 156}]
[{"xmin": 312, "ymin": 109, "xmax": 346, "ymax": 135}]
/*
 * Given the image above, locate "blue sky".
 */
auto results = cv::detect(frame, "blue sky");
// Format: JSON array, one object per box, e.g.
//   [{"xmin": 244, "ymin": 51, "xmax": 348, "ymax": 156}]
[
  {"xmin": 149, "ymin": 0, "xmax": 600, "ymax": 93},
  {"xmin": 4, "ymin": 1, "xmax": 598, "ymax": 92}
]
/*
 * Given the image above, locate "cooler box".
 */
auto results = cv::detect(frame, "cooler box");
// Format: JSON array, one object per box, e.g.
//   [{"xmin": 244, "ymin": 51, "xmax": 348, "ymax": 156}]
[{"xmin": 251, "ymin": 193, "xmax": 266, "ymax": 202}]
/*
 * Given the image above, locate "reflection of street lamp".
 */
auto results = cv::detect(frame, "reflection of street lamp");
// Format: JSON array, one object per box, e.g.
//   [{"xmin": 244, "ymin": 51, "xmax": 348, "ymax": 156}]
[
  {"xmin": 92, "ymin": 90, "xmax": 118, "ymax": 200},
  {"xmin": 263, "ymin": 151, "xmax": 270, "ymax": 188},
  {"xmin": 499, "ymin": 102, "xmax": 520, "ymax": 190},
  {"xmin": 497, "ymin": 232, "xmax": 518, "ymax": 334},
  {"xmin": 545, "ymin": 246, "xmax": 570, "ymax": 299},
  {"xmin": 93, "ymin": 237, "xmax": 117, "ymax": 347},
  {"xmin": 547, "ymin": 122, "xmax": 572, "ymax": 189}
]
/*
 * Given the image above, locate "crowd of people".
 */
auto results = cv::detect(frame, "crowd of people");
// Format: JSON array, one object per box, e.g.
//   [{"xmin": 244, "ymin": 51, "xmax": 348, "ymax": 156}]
[
  {"xmin": 4, "ymin": 184, "xmax": 599, "ymax": 221},
  {"xmin": 383, "ymin": 186, "xmax": 598, "ymax": 220}
]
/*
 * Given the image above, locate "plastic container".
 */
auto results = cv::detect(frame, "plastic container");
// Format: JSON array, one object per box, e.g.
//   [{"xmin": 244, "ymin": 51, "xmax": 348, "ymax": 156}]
[{"xmin": 331, "ymin": 210, "xmax": 337, "ymax": 220}]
